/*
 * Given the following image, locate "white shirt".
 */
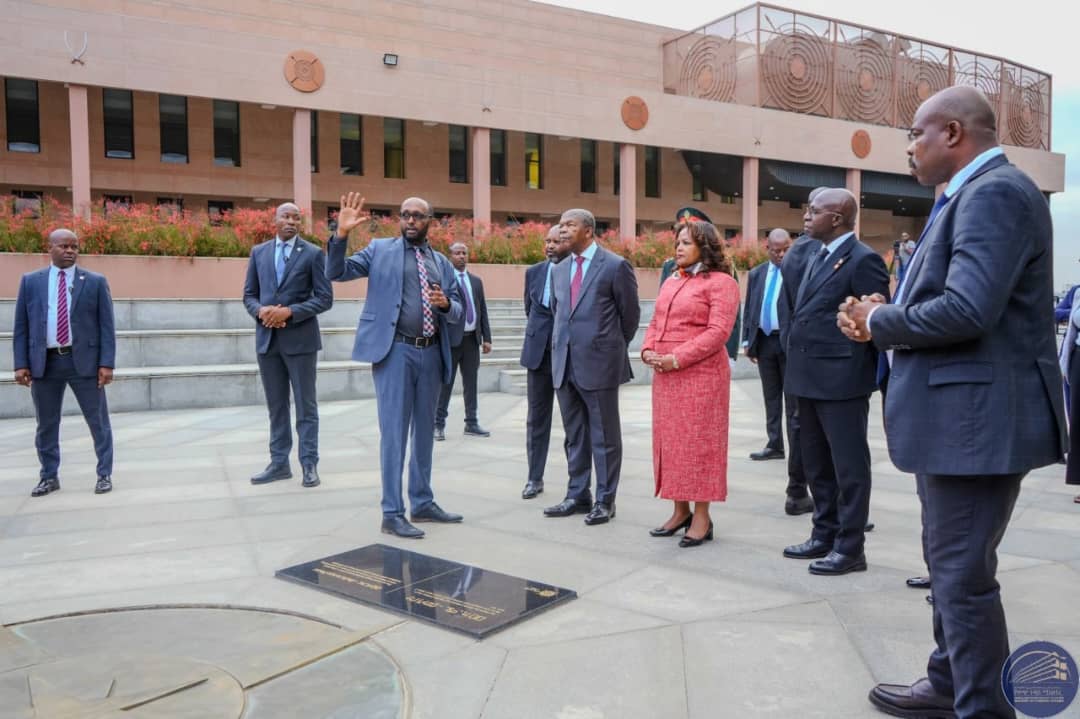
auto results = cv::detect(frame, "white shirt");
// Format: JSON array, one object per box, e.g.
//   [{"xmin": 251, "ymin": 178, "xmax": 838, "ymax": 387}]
[{"xmin": 46, "ymin": 265, "xmax": 76, "ymax": 348}]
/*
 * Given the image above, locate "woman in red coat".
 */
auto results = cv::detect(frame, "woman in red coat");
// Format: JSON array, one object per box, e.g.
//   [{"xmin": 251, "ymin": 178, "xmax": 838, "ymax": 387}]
[{"xmin": 641, "ymin": 221, "xmax": 740, "ymax": 547}]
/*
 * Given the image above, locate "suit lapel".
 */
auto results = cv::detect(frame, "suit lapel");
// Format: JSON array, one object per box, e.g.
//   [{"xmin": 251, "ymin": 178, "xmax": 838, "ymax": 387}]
[
  {"xmin": 799, "ymin": 236, "xmax": 854, "ymax": 305},
  {"xmin": 276, "ymin": 240, "xmax": 304, "ymax": 287},
  {"xmin": 68, "ymin": 265, "xmax": 87, "ymax": 313},
  {"xmin": 570, "ymin": 246, "xmax": 604, "ymax": 317}
]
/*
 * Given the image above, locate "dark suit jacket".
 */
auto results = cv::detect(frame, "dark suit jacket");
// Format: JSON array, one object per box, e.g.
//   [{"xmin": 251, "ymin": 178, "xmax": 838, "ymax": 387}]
[
  {"xmin": 871, "ymin": 155, "xmax": 1067, "ymax": 475},
  {"xmin": 520, "ymin": 260, "xmax": 555, "ymax": 370},
  {"xmin": 778, "ymin": 234, "xmax": 816, "ymax": 351},
  {"xmin": 551, "ymin": 245, "xmax": 640, "ymax": 391},
  {"xmin": 243, "ymin": 237, "xmax": 333, "ymax": 355},
  {"xmin": 784, "ymin": 235, "xmax": 890, "ymax": 400},
  {"xmin": 13, "ymin": 266, "xmax": 116, "ymax": 379},
  {"xmin": 446, "ymin": 270, "xmax": 492, "ymax": 348},
  {"xmin": 326, "ymin": 236, "xmax": 463, "ymax": 385},
  {"xmin": 741, "ymin": 260, "xmax": 784, "ymax": 359}
]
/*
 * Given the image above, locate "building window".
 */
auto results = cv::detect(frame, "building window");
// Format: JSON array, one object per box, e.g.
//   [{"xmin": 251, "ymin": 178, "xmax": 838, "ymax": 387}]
[
  {"xmin": 339, "ymin": 113, "xmax": 363, "ymax": 176},
  {"xmin": 613, "ymin": 143, "xmax": 620, "ymax": 195},
  {"xmin": 103, "ymin": 89, "xmax": 134, "ymax": 159},
  {"xmin": 384, "ymin": 118, "xmax": 405, "ymax": 179},
  {"xmin": 645, "ymin": 146, "xmax": 661, "ymax": 198},
  {"xmin": 310, "ymin": 110, "xmax": 319, "ymax": 173},
  {"xmin": 12, "ymin": 189, "xmax": 42, "ymax": 217},
  {"xmin": 692, "ymin": 174, "xmax": 707, "ymax": 202},
  {"xmin": 524, "ymin": 133, "xmax": 543, "ymax": 190},
  {"xmin": 449, "ymin": 125, "xmax": 468, "ymax": 183},
  {"xmin": 580, "ymin": 139, "xmax": 597, "ymax": 194},
  {"xmin": 156, "ymin": 196, "xmax": 183, "ymax": 214},
  {"xmin": 490, "ymin": 130, "xmax": 507, "ymax": 187},
  {"xmin": 4, "ymin": 78, "xmax": 40, "ymax": 153},
  {"xmin": 208, "ymin": 200, "xmax": 233, "ymax": 224},
  {"xmin": 159, "ymin": 94, "xmax": 188, "ymax": 164},
  {"xmin": 213, "ymin": 100, "xmax": 241, "ymax": 167}
]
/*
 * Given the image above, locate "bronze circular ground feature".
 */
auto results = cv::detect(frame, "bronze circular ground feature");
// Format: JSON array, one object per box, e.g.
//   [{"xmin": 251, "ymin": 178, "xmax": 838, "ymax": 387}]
[
  {"xmin": 284, "ymin": 50, "xmax": 325, "ymax": 93},
  {"xmin": 621, "ymin": 96, "xmax": 649, "ymax": 130},
  {"xmin": 851, "ymin": 129, "xmax": 872, "ymax": 159}
]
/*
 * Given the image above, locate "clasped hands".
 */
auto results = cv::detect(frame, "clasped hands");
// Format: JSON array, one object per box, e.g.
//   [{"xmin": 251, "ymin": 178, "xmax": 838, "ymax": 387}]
[
  {"xmin": 258, "ymin": 305, "xmax": 292, "ymax": 329},
  {"xmin": 641, "ymin": 350, "xmax": 678, "ymax": 373},
  {"xmin": 836, "ymin": 293, "xmax": 887, "ymax": 342}
]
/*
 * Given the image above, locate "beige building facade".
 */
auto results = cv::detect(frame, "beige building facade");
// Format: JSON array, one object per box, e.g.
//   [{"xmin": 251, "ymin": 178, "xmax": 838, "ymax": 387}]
[{"xmin": 0, "ymin": 0, "xmax": 1064, "ymax": 254}]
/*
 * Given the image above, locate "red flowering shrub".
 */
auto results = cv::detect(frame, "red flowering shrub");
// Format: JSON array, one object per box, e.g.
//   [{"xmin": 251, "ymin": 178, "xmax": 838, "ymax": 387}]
[{"xmin": 0, "ymin": 197, "xmax": 768, "ymax": 269}]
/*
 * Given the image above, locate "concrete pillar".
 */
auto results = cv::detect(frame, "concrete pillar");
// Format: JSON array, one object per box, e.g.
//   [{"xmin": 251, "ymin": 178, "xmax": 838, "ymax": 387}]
[
  {"xmin": 846, "ymin": 167, "xmax": 862, "ymax": 237},
  {"xmin": 292, "ymin": 109, "xmax": 312, "ymax": 229},
  {"xmin": 471, "ymin": 127, "xmax": 491, "ymax": 234},
  {"xmin": 741, "ymin": 157, "xmax": 759, "ymax": 244},
  {"xmin": 619, "ymin": 143, "xmax": 637, "ymax": 240},
  {"xmin": 67, "ymin": 85, "xmax": 91, "ymax": 219}
]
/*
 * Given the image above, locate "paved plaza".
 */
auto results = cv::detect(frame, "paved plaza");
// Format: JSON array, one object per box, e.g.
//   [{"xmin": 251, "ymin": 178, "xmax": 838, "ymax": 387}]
[{"xmin": 1, "ymin": 380, "xmax": 1078, "ymax": 718}]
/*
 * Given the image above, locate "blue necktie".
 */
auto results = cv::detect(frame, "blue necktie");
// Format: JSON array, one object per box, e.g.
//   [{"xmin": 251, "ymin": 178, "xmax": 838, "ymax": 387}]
[
  {"xmin": 760, "ymin": 265, "xmax": 779, "ymax": 334},
  {"xmin": 275, "ymin": 242, "xmax": 289, "ymax": 286}
]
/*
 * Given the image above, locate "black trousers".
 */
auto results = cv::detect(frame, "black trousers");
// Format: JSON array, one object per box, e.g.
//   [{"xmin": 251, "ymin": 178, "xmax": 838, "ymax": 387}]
[
  {"xmin": 526, "ymin": 348, "xmax": 556, "ymax": 485},
  {"xmin": 556, "ymin": 354, "xmax": 622, "ymax": 506},
  {"xmin": 436, "ymin": 332, "xmax": 481, "ymax": 428},
  {"xmin": 31, "ymin": 352, "xmax": 113, "ymax": 479},
  {"xmin": 799, "ymin": 395, "xmax": 871, "ymax": 556},
  {"xmin": 756, "ymin": 332, "xmax": 807, "ymax": 498},
  {"xmin": 920, "ymin": 472, "xmax": 1022, "ymax": 718},
  {"xmin": 1067, "ymin": 344, "xmax": 1080, "ymax": 486}
]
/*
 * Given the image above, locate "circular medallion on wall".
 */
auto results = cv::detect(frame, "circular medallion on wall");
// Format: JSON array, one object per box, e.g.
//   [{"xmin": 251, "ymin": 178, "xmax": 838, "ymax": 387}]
[
  {"xmin": 851, "ymin": 129, "xmax": 872, "ymax": 159},
  {"xmin": 284, "ymin": 50, "xmax": 325, "ymax": 93},
  {"xmin": 621, "ymin": 96, "xmax": 649, "ymax": 130}
]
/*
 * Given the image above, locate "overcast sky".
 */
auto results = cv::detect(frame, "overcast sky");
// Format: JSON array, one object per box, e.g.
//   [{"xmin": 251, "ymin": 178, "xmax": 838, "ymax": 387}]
[{"xmin": 541, "ymin": 0, "xmax": 1078, "ymax": 290}]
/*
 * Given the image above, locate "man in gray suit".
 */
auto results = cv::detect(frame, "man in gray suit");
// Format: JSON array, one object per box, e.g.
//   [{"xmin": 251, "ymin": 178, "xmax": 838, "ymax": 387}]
[
  {"xmin": 13, "ymin": 229, "xmax": 116, "ymax": 496},
  {"xmin": 520, "ymin": 225, "xmax": 571, "ymax": 500},
  {"xmin": 543, "ymin": 209, "xmax": 640, "ymax": 525},
  {"xmin": 243, "ymin": 203, "xmax": 333, "ymax": 488},
  {"xmin": 840, "ymin": 86, "xmax": 1066, "ymax": 719},
  {"xmin": 327, "ymin": 193, "xmax": 465, "ymax": 539}
]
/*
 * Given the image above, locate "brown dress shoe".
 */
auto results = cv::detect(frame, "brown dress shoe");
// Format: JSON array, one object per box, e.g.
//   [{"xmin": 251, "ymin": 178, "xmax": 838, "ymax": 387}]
[{"xmin": 869, "ymin": 677, "xmax": 956, "ymax": 718}]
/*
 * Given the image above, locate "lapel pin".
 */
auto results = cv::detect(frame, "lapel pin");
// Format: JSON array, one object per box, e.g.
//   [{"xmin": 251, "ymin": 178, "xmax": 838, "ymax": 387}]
[{"xmin": 832, "ymin": 257, "xmax": 847, "ymax": 271}]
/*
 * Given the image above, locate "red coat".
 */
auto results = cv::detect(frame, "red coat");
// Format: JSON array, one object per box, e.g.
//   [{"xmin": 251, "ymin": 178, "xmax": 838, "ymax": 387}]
[{"xmin": 641, "ymin": 270, "xmax": 740, "ymax": 501}]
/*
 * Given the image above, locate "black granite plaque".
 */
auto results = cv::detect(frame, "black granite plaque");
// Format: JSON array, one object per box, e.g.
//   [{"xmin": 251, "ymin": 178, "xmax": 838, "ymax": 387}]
[{"xmin": 276, "ymin": 544, "xmax": 577, "ymax": 638}]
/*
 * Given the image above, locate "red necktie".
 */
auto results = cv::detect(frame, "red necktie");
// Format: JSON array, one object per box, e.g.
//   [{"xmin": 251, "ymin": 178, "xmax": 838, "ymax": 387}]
[
  {"xmin": 57, "ymin": 271, "xmax": 70, "ymax": 346},
  {"xmin": 570, "ymin": 255, "xmax": 585, "ymax": 308}
]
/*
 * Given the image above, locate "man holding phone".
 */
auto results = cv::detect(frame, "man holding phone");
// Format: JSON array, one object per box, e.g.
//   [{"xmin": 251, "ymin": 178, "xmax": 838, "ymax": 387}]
[{"xmin": 326, "ymin": 195, "xmax": 465, "ymax": 539}]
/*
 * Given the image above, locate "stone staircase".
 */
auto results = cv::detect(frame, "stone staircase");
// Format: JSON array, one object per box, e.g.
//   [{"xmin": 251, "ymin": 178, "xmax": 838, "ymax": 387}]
[{"xmin": 0, "ymin": 298, "xmax": 658, "ymax": 418}]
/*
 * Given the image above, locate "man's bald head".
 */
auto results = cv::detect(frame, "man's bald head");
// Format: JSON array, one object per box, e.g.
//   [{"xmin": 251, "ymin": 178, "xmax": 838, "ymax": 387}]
[
  {"xmin": 275, "ymin": 202, "xmax": 300, "ymax": 219},
  {"xmin": 48, "ymin": 229, "xmax": 78, "ymax": 245},
  {"xmin": 766, "ymin": 228, "xmax": 793, "ymax": 267},
  {"xmin": 274, "ymin": 202, "xmax": 302, "ymax": 240},
  {"xmin": 804, "ymin": 188, "xmax": 856, "ymax": 242},
  {"xmin": 48, "ymin": 228, "xmax": 79, "ymax": 268},
  {"xmin": 919, "ymin": 86, "xmax": 997, "ymax": 141},
  {"xmin": 908, "ymin": 85, "xmax": 1001, "ymax": 187}
]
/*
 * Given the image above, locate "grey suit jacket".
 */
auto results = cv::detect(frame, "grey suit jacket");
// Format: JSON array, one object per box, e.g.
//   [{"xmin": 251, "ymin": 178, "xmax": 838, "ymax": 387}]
[
  {"xmin": 871, "ymin": 154, "xmax": 1067, "ymax": 475},
  {"xmin": 550, "ymin": 245, "xmax": 640, "ymax": 391},
  {"xmin": 243, "ymin": 237, "xmax": 333, "ymax": 355},
  {"xmin": 13, "ymin": 265, "xmax": 116, "ymax": 379}
]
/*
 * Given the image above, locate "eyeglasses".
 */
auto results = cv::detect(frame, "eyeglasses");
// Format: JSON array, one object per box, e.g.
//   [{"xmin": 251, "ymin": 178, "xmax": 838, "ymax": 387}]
[{"xmin": 400, "ymin": 211, "xmax": 431, "ymax": 222}]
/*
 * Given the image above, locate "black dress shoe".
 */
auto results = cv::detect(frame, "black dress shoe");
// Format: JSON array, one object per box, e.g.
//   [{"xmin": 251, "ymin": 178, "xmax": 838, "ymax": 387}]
[
  {"xmin": 926, "ymin": 593, "xmax": 934, "ymax": 605},
  {"xmin": 906, "ymin": 576, "xmax": 932, "ymax": 590},
  {"xmin": 868, "ymin": 677, "xmax": 956, "ymax": 718},
  {"xmin": 521, "ymin": 480, "xmax": 544, "ymax": 499},
  {"xmin": 464, "ymin": 424, "xmax": 490, "ymax": 437},
  {"xmin": 251, "ymin": 463, "xmax": 292, "ymax": 484},
  {"xmin": 584, "ymin": 502, "xmax": 615, "ymax": 525},
  {"xmin": 434, "ymin": 427, "xmax": 445, "ymax": 442},
  {"xmin": 750, "ymin": 447, "xmax": 785, "ymax": 461},
  {"xmin": 783, "ymin": 537, "xmax": 831, "ymax": 559},
  {"xmin": 381, "ymin": 516, "xmax": 425, "ymax": 539},
  {"xmin": 94, "ymin": 476, "xmax": 112, "ymax": 494},
  {"xmin": 543, "ymin": 497, "xmax": 592, "ymax": 517},
  {"xmin": 410, "ymin": 502, "xmax": 463, "ymax": 523},
  {"xmin": 809, "ymin": 550, "xmax": 867, "ymax": 575},
  {"xmin": 649, "ymin": 515, "xmax": 691, "ymax": 537},
  {"xmin": 784, "ymin": 496, "xmax": 814, "ymax": 516},
  {"xmin": 865, "ymin": 522, "xmax": 876, "ymax": 532},
  {"xmin": 679, "ymin": 521, "xmax": 714, "ymax": 547},
  {"xmin": 302, "ymin": 465, "xmax": 320, "ymax": 488},
  {"xmin": 32, "ymin": 477, "xmax": 60, "ymax": 497}
]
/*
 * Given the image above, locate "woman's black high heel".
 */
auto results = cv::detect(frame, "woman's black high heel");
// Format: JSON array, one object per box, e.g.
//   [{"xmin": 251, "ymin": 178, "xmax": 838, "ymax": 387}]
[
  {"xmin": 679, "ymin": 520, "xmax": 714, "ymax": 548},
  {"xmin": 649, "ymin": 515, "xmax": 692, "ymax": 537}
]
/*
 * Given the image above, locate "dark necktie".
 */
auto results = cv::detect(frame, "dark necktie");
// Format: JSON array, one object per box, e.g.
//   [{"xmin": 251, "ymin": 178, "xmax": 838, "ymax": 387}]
[
  {"xmin": 415, "ymin": 247, "xmax": 435, "ymax": 337},
  {"xmin": 459, "ymin": 272, "xmax": 475, "ymax": 325},
  {"xmin": 56, "ymin": 270, "xmax": 70, "ymax": 346},
  {"xmin": 808, "ymin": 247, "xmax": 829, "ymax": 279},
  {"xmin": 570, "ymin": 255, "xmax": 585, "ymax": 307}
]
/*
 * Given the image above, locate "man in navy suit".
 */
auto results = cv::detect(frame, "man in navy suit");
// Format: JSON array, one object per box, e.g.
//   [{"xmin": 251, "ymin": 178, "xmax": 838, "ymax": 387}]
[
  {"xmin": 543, "ymin": 209, "xmax": 640, "ymax": 525},
  {"xmin": 12, "ymin": 229, "xmax": 116, "ymax": 496},
  {"xmin": 520, "ymin": 225, "xmax": 571, "ymax": 500},
  {"xmin": 781, "ymin": 188, "xmax": 889, "ymax": 576},
  {"xmin": 327, "ymin": 193, "xmax": 465, "ymax": 539},
  {"xmin": 743, "ymin": 228, "xmax": 811, "ymax": 515},
  {"xmin": 435, "ymin": 242, "xmax": 493, "ymax": 440},
  {"xmin": 840, "ymin": 86, "xmax": 1066, "ymax": 719},
  {"xmin": 243, "ymin": 202, "xmax": 333, "ymax": 488}
]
